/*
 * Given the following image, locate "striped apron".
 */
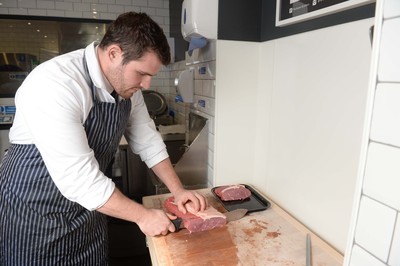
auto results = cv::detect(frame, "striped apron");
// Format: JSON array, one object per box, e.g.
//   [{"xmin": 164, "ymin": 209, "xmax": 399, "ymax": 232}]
[{"xmin": 0, "ymin": 55, "xmax": 131, "ymax": 265}]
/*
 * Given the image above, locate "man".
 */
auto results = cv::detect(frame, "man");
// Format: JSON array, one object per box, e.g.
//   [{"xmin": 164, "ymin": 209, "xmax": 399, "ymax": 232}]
[{"xmin": 0, "ymin": 12, "xmax": 206, "ymax": 265}]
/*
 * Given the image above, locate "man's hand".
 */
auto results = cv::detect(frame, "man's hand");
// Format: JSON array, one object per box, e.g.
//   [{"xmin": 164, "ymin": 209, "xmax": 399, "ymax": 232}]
[
  {"xmin": 173, "ymin": 189, "xmax": 208, "ymax": 214},
  {"xmin": 136, "ymin": 208, "xmax": 176, "ymax": 236}
]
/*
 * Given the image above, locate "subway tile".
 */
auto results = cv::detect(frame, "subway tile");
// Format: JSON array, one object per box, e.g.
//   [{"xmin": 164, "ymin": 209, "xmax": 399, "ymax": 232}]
[
  {"xmin": 140, "ymin": 7, "xmax": 155, "ymax": 15},
  {"xmin": 207, "ymin": 165, "xmax": 214, "ymax": 186},
  {"xmin": 46, "ymin": 9, "xmax": 65, "ymax": 17},
  {"xmin": 65, "ymin": 11, "xmax": 83, "ymax": 18},
  {"xmin": 73, "ymin": 3, "xmax": 91, "ymax": 11},
  {"xmin": 208, "ymin": 131, "xmax": 214, "ymax": 152},
  {"xmin": 202, "ymin": 79, "xmax": 215, "ymax": 98},
  {"xmin": 350, "ymin": 245, "xmax": 386, "ymax": 266},
  {"xmin": 355, "ymin": 196, "xmax": 396, "ymax": 261},
  {"xmin": 99, "ymin": 0, "xmax": 116, "ymax": 4},
  {"xmin": 194, "ymin": 80, "xmax": 202, "ymax": 96},
  {"xmin": 37, "ymin": 1, "xmax": 55, "ymax": 9},
  {"xmin": 378, "ymin": 18, "xmax": 400, "ymax": 82},
  {"xmin": 28, "ymin": 9, "xmax": 47, "ymax": 16},
  {"xmin": 208, "ymin": 116, "xmax": 214, "ymax": 135},
  {"xmin": 148, "ymin": 0, "xmax": 163, "ymax": 8},
  {"xmin": 389, "ymin": 215, "xmax": 400, "ymax": 265},
  {"xmin": 364, "ymin": 142, "xmax": 400, "ymax": 210},
  {"xmin": 156, "ymin": 7, "xmax": 168, "ymax": 17},
  {"xmin": 82, "ymin": 0, "xmax": 102, "ymax": 4},
  {"xmin": 208, "ymin": 147, "xmax": 213, "ymax": 168},
  {"xmin": 107, "ymin": 4, "xmax": 124, "ymax": 13},
  {"xmin": 81, "ymin": 11, "xmax": 97, "ymax": 19},
  {"xmin": 370, "ymin": 83, "xmax": 400, "ymax": 147},
  {"xmin": 91, "ymin": 3, "xmax": 109, "ymax": 12},
  {"xmin": 8, "ymin": 8, "xmax": 28, "ymax": 15},
  {"xmin": 55, "ymin": 2, "xmax": 73, "ymax": 11},
  {"xmin": 0, "ymin": 0, "xmax": 18, "ymax": 8},
  {"xmin": 102, "ymin": 13, "xmax": 118, "ymax": 20},
  {"xmin": 0, "ymin": 8, "xmax": 9, "ymax": 14},
  {"xmin": 117, "ymin": 0, "xmax": 133, "ymax": 5},
  {"xmin": 132, "ymin": 0, "xmax": 148, "ymax": 7},
  {"xmin": 150, "ymin": 15, "xmax": 163, "ymax": 25},
  {"xmin": 384, "ymin": 0, "xmax": 400, "ymax": 19},
  {"xmin": 18, "ymin": 0, "xmax": 37, "ymax": 9}
]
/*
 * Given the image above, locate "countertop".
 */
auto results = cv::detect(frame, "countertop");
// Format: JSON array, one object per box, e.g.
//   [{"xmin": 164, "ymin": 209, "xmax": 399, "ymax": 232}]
[{"xmin": 142, "ymin": 187, "xmax": 343, "ymax": 266}]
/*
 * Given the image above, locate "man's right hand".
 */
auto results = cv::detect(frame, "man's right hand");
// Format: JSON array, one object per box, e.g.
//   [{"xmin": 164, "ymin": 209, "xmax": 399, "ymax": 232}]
[{"xmin": 136, "ymin": 208, "xmax": 176, "ymax": 236}]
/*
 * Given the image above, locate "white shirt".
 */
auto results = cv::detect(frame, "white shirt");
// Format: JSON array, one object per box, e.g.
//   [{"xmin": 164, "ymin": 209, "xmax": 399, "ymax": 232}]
[{"xmin": 9, "ymin": 42, "xmax": 168, "ymax": 211}]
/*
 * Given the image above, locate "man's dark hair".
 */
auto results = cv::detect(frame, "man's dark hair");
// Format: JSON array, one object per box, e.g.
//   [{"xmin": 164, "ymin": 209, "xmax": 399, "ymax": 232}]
[{"xmin": 99, "ymin": 12, "xmax": 171, "ymax": 65}]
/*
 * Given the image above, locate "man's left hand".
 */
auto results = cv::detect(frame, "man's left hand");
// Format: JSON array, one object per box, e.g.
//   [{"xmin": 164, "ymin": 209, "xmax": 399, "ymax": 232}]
[{"xmin": 173, "ymin": 189, "xmax": 208, "ymax": 214}]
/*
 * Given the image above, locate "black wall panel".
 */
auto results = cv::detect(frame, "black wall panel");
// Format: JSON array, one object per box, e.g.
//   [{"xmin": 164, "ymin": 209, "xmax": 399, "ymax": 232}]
[
  {"xmin": 218, "ymin": 0, "xmax": 263, "ymax": 42},
  {"xmin": 218, "ymin": 0, "xmax": 376, "ymax": 42}
]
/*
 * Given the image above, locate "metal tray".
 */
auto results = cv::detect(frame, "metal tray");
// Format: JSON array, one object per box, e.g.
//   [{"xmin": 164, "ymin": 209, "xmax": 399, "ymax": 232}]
[{"xmin": 211, "ymin": 184, "xmax": 271, "ymax": 213}]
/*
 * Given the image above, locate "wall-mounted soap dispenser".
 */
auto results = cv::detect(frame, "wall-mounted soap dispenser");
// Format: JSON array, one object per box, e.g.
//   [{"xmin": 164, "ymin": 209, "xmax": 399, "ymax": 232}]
[
  {"xmin": 181, "ymin": 0, "xmax": 218, "ymax": 41},
  {"xmin": 174, "ymin": 69, "xmax": 194, "ymax": 103},
  {"xmin": 181, "ymin": 0, "xmax": 218, "ymax": 55}
]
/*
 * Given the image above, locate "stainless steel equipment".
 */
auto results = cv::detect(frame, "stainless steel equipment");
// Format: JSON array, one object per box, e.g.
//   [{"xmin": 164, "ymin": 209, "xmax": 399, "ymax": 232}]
[{"xmin": 152, "ymin": 112, "xmax": 209, "ymax": 194}]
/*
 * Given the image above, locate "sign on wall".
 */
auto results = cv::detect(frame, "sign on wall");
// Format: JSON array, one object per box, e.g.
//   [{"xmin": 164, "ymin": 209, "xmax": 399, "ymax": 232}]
[{"xmin": 276, "ymin": 0, "xmax": 375, "ymax": 26}]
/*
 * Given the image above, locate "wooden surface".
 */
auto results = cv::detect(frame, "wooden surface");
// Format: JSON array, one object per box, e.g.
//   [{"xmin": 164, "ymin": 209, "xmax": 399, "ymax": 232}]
[{"xmin": 142, "ymin": 188, "xmax": 343, "ymax": 266}]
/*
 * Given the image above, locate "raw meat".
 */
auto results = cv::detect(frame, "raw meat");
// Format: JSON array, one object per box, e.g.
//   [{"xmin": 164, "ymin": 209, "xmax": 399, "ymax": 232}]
[
  {"xmin": 164, "ymin": 197, "xmax": 226, "ymax": 233},
  {"xmin": 214, "ymin": 185, "xmax": 251, "ymax": 201}
]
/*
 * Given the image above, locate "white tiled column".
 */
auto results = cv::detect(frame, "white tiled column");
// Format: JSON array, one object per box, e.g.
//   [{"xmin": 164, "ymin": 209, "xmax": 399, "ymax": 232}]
[{"xmin": 345, "ymin": 0, "xmax": 400, "ymax": 265}]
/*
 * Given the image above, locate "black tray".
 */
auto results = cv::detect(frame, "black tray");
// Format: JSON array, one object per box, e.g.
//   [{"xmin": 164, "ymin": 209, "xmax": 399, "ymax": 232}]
[{"xmin": 211, "ymin": 184, "xmax": 271, "ymax": 213}]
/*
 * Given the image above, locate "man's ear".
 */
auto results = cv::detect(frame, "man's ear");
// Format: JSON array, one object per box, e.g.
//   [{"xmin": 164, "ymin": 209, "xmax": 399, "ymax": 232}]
[{"xmin": 108, "ymin": 44, "xmax": 122, "ymax": 62}]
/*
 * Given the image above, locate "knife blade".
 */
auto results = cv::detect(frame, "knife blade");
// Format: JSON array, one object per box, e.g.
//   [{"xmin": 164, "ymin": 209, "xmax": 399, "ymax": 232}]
[{"xmin": 171, "ymin": 208, "xmax": 248, "ymax": 230}]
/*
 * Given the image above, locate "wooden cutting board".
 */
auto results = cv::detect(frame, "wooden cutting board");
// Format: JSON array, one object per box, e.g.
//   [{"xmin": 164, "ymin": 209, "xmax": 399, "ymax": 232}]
[{"xmin": 143, "ymin": 188, "xmax": 343, "ymax": 266}]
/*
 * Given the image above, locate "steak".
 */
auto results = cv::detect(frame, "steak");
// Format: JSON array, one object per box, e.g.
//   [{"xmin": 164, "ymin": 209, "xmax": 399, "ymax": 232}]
[
  {"xmin": 164, "ymin": 197, "xmax": 226, "ymax": 233},
  {"xmin": 214, "ymin": 185, "xmax": 251, "ymax": 201}
]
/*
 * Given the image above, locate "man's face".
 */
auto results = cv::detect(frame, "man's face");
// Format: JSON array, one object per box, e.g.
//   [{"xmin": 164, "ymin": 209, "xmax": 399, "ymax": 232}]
[{"xmin": 107, "ymin": 51, "xmax": 162, "ymax": 99}]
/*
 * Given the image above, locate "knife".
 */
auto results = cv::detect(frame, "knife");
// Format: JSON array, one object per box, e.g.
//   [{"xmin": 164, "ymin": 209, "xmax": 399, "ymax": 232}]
[{"xmin": 171, "ymin": 208, "xmax": 248, "ymax": 231}]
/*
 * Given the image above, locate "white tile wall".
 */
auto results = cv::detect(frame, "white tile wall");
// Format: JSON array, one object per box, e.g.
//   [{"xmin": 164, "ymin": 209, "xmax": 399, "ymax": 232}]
[
  {"xmin": 0, "ymin": 0, "xmax": 170, "ymax": 35},
  {"xmin": 346, "ymin": 0, "xmax": 400, "ymax": 265},
  {"xmin": 370, "ymin": 83, "xmax": 400, "ymax": 146},
  {"xmin": 363, "ymin": 143, "xmax": 400, "ymax": 210},
  {"xmin": 354, "ymin": 196, "xmax": 396, "ymax": 261},
  {"xmin": 377, "ymin": 19, "xmax": 400, "ymax": 82},
  {"xmin": 0, "ymin": 0, "xmax": 171, "ymax": 113},
  {"xmin": 350, "ymin": 245, "xmax": 387, "ymax": 266},
  {"xmin": 389, "ymin": 218, "xmax": 400, "ymax": 265},
  {"xmin": 168, "ymin": 40, "xmax": 217, "ymax": 186}
]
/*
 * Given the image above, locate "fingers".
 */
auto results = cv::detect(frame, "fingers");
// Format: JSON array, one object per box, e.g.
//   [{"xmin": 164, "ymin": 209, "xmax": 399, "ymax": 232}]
[
  {"xmin": 168, "ymin": 221, "xmax": 176, "ymax": 233},
  {"xmin": 165, "ymin": 212, "xmax": 177, "ymax": 220},
  {"xmin": 138, "ymin": 209, "xmax": 177, "ymax": 236},
  {"xmin": 175, "ymin": 191, "xmax": 208, "ymax": 213},
  {"xmin": 196, "ymin": 192, "xmax": 208, "ymax": 211},
  {"xmin": 177, "ymin": 201, "xmax": 187, "ymax": 214},
  {"xmin": 187, "ymin": 192, "xmax": 207, "ymax": 212}
]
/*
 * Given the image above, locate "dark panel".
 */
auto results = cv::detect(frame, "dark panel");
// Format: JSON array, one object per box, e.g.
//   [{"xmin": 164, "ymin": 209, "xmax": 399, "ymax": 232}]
[
  {"xmin": 218, "ymin": 0, "xmax": 375, "ymax": 42},
  {"xmin": 261, "ymin": 0, "xmax": 375, "ymax": 42},
  {"xmin": 169, "ymin": 0, "xmax": 188, "ymax": 62},
  {"xmin": 218, "ymin": 0, "xmax": 263, "ymax": 42}
]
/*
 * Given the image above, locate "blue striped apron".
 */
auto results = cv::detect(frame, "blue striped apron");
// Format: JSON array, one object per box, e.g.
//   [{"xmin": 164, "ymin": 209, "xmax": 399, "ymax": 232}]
[{"xmin": 0, "ymin": 55, "xmax": 131, "ymax": 265}]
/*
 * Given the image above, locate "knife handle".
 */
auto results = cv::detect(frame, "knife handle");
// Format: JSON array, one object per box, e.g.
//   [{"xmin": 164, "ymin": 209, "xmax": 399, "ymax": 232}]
[{"xmin": 171, "ymin": 218, "xmax": 182, "ymax": 231}]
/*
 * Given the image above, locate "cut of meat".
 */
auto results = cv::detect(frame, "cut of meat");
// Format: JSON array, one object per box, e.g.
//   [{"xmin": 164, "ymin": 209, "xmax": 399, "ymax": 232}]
[
  {"xmin": 214, "ymin": 185, "xmax": 251, "ymax": 201},
  {"xmin": 164, "ymin": 197, "xmax": 226, "ymax": 233}
]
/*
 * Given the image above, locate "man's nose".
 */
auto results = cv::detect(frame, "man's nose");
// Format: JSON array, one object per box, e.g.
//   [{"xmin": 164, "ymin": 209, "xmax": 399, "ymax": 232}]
[{"xmin": 140, "ymin": 76, "xmax": 152, "ymax": 89}]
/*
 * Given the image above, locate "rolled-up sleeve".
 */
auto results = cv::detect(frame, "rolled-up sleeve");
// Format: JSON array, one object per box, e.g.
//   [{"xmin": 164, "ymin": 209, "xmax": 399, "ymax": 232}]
[{"xmin": 124, "ymin": 91, "xmax": 169, "ymax": 168}]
